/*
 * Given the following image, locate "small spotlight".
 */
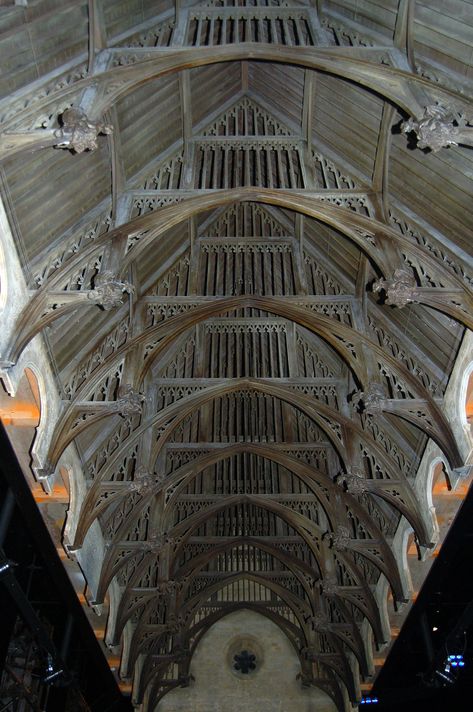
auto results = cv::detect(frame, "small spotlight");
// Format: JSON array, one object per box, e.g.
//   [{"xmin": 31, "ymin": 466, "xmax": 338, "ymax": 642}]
[
  {"xmin": 0, "ymin": 558, "xmax": 16, "ymax": 578},
  {"xmin": 432, "ymin": 626, "xmax": 438, "ymax": 632},
  {"xmin": 360, "ymin": 697, "xmax": 379, "ymax": 705},
  {"xmin": 435, "ymin": 668, "xmax": 455, "ymax": 685},
  {"xmin": 43, "ymin": 668, "xmax": 64, "ymax": 684}
]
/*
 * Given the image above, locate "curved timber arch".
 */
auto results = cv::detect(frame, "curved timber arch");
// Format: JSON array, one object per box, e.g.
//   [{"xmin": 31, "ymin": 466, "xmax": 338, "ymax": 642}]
[
  {"xmin": 137, "ymin": 603, "xmax": 346, "ymax": 709},
  {"xmin": 163, "ymin": 449, "xmax": 405, "ymax": 598},
  {"xmin": 72, "ymin": 383, "xmax": 432, "ymax": 551},
  {"xmin": 46, "ymin": 299, "xmax": 463, "ymax": 485},
  {"xmin": 175, "ymin": 538, "xmax": 317, "ymax": 600},
  {"xmin": 6, "ymin": 187, "xmax": 471, "ymax": 370},
  {"xmin": 119, "ymin": 494, "xmax": 395, "ymax": 623},
  {"xmin": 96, "ymin": 534, "xmax": 318, "ymax": 610},
  {"xmin": 166, "ymin": 491, "xmax": 403, "ymax": 602},
  {"xmin": 182, "ymin": 571, "xmax": 369, "ymax": 678},
  {"xmin": 3, "ymin": 43, "xmax": 470, "ymax": 144}
]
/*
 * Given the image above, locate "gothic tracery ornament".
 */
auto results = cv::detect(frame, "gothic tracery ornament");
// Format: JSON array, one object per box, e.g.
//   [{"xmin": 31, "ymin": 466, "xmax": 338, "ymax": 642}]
[
  {"xmin": 372, "ymin": 269, "xmax": 419, "ymax": 308},
  {"xmin": 54, "ymin": 108, "xmax": 113, "ymax": 153}
]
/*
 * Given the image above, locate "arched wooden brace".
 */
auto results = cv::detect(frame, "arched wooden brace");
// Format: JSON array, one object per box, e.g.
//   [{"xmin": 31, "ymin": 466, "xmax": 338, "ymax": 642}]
[
  {"xmin": 114, "ymin": 589, "xmax": 167, "ymax": 651},
  {"xmin": 95, "ymin": 524, "xmax": 319, "ymax": 612},
  {"xmin": 165, "ymin": 491, "xmax": 404, "ymax": 605},
  {"xmin": 2, "ymin": 42, "xmax": 470, "ymax": 144},
  {"xmin": 160, "ymin": 448, "xmax": 404, "ymax": 599},
  {"xmin": 46, "ymin": 299, "xmax": 463, "ymax": 487},
  {"xmin": 108, "ymin": 506, "xmax": 322, "ymax": 645},
  {"xmin": 73, "ymin": 382, "xmax": 434, "ymax": 550},
  {"xmin": 6, "ymin": 186, "xmax": 471, "ymax": 369},
  {"xmin": 138, "ymin": 602, "xmax": 342, "ymax": 709},
  {"xmin": 176, "ymin": 537, "xmax": 371, "ymax": 668},
  {"xmin": 177, "ymin": 567, "xmax": 370, "ymax": 678},
  {"xmin": 181, "ymin": 605, "xmax": 348, "ymax": 712},
  {"xmin": 111, "ymin": 495, "xmax": 383, "ymax": 651},
  {"xmin": 121, "ymin": 495, "xmax": 386, "ymax": 641},
  {"xmin": 137, "ymin": 584, "xmax": 355, "ymax": 708},
  {"xmin": 181, "ymin": 572, "xmax": 312, "ymax": 634},
  {"xmin": 114, "ymin": 537, "xmax": 383, "ymax": 645},
  {"xmin": 163, "ymin": 443, "xmax": 402, "ymax": 588},
  {"xmin": 85, "ymin": 45, "xmax": 463, "ymax": 120},
  {"xmin": 171, "ymin": 573, "xmax": 360, "ymax": 704},
  {"xmin": 96, "ymin": 530, "xmax": 318, "ymax": 609},
  {"xmin": 176, "ymin": 540, "xmax": 317, "ymax": 605},
  {"xmin": 183, "ymin": 584, "xmax": 366, "ymax": 693}
]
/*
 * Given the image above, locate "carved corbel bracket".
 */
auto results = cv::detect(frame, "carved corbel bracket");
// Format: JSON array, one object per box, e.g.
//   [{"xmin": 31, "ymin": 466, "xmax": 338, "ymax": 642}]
[
  {"xmin": 112, "ymin": 384, "xmax": 146, "ymax": 417},
  {"xmin": 320, "ymin": 576, "xmax": 339, "ymax": 597},
  {"xmin": 88, "ymin": 271, "xmax": 134, "ymax": 310},
  {"xmin": 401, "ymin": 104, "xmax": 473, "ymax": 152},
  {"xmin": 338, "ymin": 468, "xmax": 370, "ymax": 497},
  {"xmin": 54, "ymin": 108, "xmax": 113, "ymax": 153},
  {"xmin": 325, "ymin": 526, "xmax": 354, "ymax": 552},
  {"xmin": 372, "ymin": 268, "xmax": 418, "ymax": 307},
  {"xmin": 350, "ymin": 383, "xmax": 387, "ymax": 414}
]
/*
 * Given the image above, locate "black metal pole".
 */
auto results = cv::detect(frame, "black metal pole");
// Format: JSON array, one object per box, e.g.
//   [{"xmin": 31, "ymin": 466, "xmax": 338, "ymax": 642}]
[{"xmin": 0, "ymin": 487, "xmax": 15, "ymax": 546}]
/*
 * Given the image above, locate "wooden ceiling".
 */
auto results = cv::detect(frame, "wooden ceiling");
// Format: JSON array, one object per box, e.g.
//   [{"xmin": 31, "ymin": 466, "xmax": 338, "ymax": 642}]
[{"xmin": 0, "ymin": 1, "xmax": 472, "ymax": 710}]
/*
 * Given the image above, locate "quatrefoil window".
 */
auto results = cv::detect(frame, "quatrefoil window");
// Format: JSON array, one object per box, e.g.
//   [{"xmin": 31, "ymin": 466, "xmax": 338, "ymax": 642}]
[{"xmin": 233, "ymin": 649, "xmax": 256, "ymax": 674}]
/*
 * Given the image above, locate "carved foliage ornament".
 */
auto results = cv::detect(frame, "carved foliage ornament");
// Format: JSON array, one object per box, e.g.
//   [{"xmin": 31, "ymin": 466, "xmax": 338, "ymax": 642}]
[
  {"xmin": 308, "ymin": 611, "xmax": 331, "ymax": 632},
  {"xmin": 88, "ymin": 271, "xmax": 134, "ymax": 310},
  {"xmin": 401, "ymin": 104, "xmax": 473, "ymax": 153},
  {"xmin": 340, "ymin": 469, "xmax": 370, "ymax": 497},
  {"xmin": 54, "ymin": 108, "xmax": 113, "ymax": 153},
  {"xmin": 351, "ymin": 383, "xmax": 387, "ymax": 414},
  {"xmin": 372, "ymin": 269, "xmax": 418, "ymax": 308},
  {"xmin": 320, "ymin": 577, "xmax": 338, "ymax": 597},
  {"xmin": 112, "ymin": 384, "xmax": 145, "ymax": 417},
  {"xmin": 139, "ymin": 532, "xmax": 182, "ymax": 551},
  {"xmin": 326, "ymin": 526, "xmax": 352, "ymax": 552}
]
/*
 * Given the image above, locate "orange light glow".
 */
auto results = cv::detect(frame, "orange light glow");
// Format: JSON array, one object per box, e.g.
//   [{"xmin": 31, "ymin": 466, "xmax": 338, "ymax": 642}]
[
  {"xmin": 0, "ymin": 401, "xmax": 40, "ymax": 426},
  {"xmin": 33, "ymin": 484, "xmax": 69, "ymax": 504}
]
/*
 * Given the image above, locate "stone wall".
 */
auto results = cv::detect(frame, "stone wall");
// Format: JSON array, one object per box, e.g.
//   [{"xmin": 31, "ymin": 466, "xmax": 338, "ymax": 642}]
[{"xmin": 155, "ymin": 609, "xmax": 338, "ymax": 712}]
